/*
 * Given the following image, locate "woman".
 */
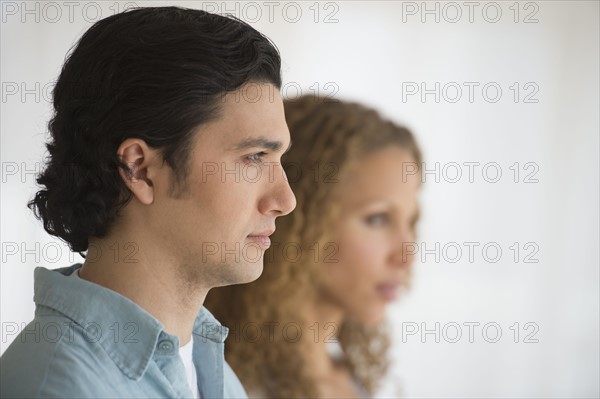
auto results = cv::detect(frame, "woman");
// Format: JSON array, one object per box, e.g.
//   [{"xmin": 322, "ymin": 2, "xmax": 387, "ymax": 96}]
[{"xmin": 205, "ymin": 95, "xmax": 422, "ymax": 398}]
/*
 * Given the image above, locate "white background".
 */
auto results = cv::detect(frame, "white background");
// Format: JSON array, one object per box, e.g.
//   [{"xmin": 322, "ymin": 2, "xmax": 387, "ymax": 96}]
[{"xmin": 1, "ymin": 1, "xmax": 598, "ymax": 397}]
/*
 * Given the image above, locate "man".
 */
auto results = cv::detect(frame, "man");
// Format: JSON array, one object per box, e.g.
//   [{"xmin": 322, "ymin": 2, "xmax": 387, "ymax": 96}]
[{"xmin": 1, "ymin": 6, "xmax": 296, "ymax": 398}]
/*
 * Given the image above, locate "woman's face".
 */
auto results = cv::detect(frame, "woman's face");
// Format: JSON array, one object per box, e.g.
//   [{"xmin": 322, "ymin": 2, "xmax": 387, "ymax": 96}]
[{"xmin": 319, "ymin": 148, "xmax": 421, "ymax": 327}]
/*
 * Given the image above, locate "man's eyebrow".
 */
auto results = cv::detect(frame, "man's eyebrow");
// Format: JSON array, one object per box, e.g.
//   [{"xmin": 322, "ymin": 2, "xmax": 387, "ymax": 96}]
[{"xmin": 229, "ymin": 137, "xmax": 292, "ymax": 153}]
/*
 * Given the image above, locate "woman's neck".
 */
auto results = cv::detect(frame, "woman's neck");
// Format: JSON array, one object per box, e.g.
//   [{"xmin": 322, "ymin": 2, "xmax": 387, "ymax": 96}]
[{"xmin": 300, "ymin": 296, "xmax": 346, "ymax": 377}]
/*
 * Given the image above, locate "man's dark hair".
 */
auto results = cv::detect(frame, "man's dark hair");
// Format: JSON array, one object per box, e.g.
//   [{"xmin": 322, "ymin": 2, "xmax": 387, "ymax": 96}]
[{"xmin": 28, "ymin": 6, "xmax": 282, "ymax": 254}]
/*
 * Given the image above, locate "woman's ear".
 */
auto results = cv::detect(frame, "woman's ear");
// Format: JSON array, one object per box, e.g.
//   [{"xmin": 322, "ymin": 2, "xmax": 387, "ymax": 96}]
[{"xmin": 117, "ymin": 138, "xmax": 158, "ymax": 205}]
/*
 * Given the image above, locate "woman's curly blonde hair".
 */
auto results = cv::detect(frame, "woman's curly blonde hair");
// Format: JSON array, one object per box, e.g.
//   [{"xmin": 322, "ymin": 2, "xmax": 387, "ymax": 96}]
[{"xmin": 205, "ymin": 95, "xmax": 422, "ymax": 398}]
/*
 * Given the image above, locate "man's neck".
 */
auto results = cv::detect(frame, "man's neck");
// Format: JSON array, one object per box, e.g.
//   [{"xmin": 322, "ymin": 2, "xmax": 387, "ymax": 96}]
[{"xmin": 78, "ymin": 234, "xmax": 208, "ymax": 347}]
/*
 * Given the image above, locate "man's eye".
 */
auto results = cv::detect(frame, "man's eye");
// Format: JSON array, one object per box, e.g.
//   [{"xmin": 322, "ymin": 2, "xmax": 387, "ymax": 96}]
[
  {"xmin": 246, "ymin": 152, "xmax": 268, "ymax": 163},
  {"xmin": 365, "ymin": 213, "xmax": 389, "ymax": 226}
]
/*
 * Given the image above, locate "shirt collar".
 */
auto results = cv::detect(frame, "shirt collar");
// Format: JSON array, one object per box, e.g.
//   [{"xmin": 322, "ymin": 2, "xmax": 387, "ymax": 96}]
[{"xmin": 33, "ymin": 264, "xmax": 229, "ymax": 380}]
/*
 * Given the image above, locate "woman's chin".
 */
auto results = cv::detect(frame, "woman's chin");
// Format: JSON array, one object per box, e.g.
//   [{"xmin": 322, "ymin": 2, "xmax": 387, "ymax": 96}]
[{"xmin": 353, "ymin": 307, "xmax": 386, "ymax": 329}]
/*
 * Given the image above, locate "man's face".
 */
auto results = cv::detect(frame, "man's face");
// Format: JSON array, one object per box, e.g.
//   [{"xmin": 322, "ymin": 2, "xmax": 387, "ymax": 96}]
[{"xmin": 150, "ymin": 83, "xmax": 296, "ymax": 287}]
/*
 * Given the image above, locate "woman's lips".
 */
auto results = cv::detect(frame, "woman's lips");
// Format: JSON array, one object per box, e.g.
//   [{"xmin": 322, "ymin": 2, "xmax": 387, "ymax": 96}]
[
  {"xmin": 246, "ymin": 235, "xmax": 271, "ymax": 248},
  {"xmin": 375, "ymin": 283, "xmax": 404, "ymax": 301}
]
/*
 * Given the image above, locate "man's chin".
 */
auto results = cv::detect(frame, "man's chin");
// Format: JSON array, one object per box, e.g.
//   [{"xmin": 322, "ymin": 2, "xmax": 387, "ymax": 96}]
[
  {"xmin": 217, "ymin": 262, "xmax": 264, "ymax": 287},
  {"xmin": 236, "ymin": 262, "xmax": 264, "ymax": 284}
]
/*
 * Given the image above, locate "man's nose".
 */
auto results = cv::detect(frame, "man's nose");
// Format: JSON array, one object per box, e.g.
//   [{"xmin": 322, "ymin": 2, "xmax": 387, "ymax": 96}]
[{"xmin": 259, "ymin": 162, "xmax": 297, "ymax": 216}]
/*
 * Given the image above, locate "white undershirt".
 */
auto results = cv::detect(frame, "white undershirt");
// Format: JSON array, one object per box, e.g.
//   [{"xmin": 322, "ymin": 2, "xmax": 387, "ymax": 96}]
[
  {"xmin": 70, "ymin": 269, "xmax": 201, "ymax": 398},
  {"xmin": 179, "ymin": 337, "xmax": 201, "ymax": 399}
]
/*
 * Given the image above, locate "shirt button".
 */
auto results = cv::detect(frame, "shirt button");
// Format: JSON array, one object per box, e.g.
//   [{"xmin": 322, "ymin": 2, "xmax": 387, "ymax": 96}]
[{"xmin": 158, "ymin": 340, "xmax": 174, "ymax": 352}]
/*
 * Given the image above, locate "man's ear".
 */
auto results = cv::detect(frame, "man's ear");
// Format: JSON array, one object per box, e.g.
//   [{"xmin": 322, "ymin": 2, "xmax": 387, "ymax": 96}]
[{"xmin": 117, "ymin": 138, "xmax": 159, "ymax": 205}]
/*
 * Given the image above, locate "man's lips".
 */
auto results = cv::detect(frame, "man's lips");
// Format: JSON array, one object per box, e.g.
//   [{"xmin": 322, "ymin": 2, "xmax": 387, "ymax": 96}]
[
  {"xmin": 246, "ymin": 228, "xmax": 275, "ymax": 248},
  {"xmin": 246, "ymin": 235, "xmax": 271, "ymax": 247},
  {"xmin": 248, "ymin": 228, "xmax": 275, "ymax": 237}
]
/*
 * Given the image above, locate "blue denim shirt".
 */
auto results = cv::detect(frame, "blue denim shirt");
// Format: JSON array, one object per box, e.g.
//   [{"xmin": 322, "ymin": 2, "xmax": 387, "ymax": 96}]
[{"xmin": 0, "ymin": 264, "xmax": 248, "ymax": 399}]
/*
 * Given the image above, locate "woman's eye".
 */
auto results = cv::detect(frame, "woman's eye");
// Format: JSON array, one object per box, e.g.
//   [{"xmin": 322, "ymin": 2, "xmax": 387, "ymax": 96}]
[
  {"xmin": 365, "ymin": 213, "xmax": 389, "ymax": 226},
  {"xmin": 246, "ymin": 152, "xmax": 268, "ymax": 163}
]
